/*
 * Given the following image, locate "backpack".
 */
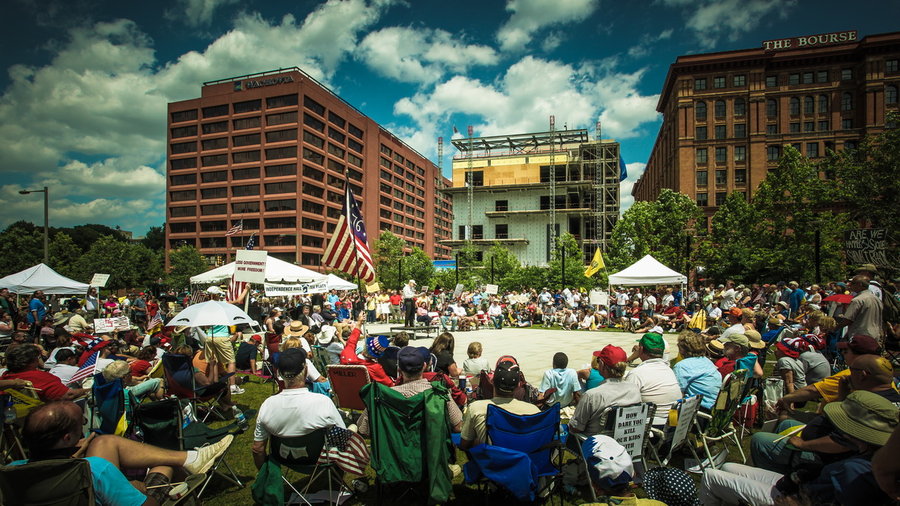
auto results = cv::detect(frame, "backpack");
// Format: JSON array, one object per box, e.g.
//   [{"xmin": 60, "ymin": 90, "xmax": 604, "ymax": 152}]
[{"xmin": 882, "ymin": 286, "xmax": 900, "ymax": 325}]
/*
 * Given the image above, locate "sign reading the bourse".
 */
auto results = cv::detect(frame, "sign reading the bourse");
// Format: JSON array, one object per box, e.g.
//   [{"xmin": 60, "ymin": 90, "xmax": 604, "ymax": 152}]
[
  {"xmin": 763, "ymin": 30, "xmax": 857, "ymax": 52},
  {"xmin": 845, "ymin": 229, "xmax": 893, "ymax": 268},
  {"xmin": 233, "ymin": 75, "xmax": 294, "ymax": 91}
]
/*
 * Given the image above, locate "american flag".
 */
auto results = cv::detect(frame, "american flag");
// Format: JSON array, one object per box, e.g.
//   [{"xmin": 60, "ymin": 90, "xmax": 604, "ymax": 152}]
[
  {"xmin": 245, "ymin": 233, "xmax": 255, "ymax": 250},
  {"xmin": 322, "ymin": 187, "xmax": 376, "ymax": 284},
  {"xmin": 70, "ymin": 351, "xmax": 98, "ymax": 384},
  {"xmin": 317, "ymin": 426, "xmax": 370, "ymax": 476},
  {"xmin": 146, "ymin": 311, "xmax": 164, "ymax": 333},
  {"xmin": 227, "ymin": 274, "xmax": 248, "ymax": 303},
  {"xmin": 225, "ymin": 220, "xmax": 243, "ymax": 237}
]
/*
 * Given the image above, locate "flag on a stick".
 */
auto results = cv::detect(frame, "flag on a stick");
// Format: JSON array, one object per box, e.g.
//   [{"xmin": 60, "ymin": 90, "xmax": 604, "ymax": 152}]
[
  {"xmin": 584, "ymin": 248, "xmax": 605, "ymax": 277},
  {"xmin": 317, "ymin": 426, "xmax": 370, "ymax": 475},
  {"xmin": 227, "ymin": 274, "xmax": 248, "ymax": 303},
  {"xmin": 70, "ymin": 352, "xmax": 99, "ymax": 384},
  {"xmin": 225, "ymin": 220, "xmax": 243, "ymax": 237},
  {"xmin": 146, "ymin": 311, "xmax": 163, "ymax": 333},
  {"xmin": 322, "ymin": 187, "xmax": 376, "ymax": 284},
  {"xmin": 245, "ymin": 233, "xmax": 256, "ymax": 250}
]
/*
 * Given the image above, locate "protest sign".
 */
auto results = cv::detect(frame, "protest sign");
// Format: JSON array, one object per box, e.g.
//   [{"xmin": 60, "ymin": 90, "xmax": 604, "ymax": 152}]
[
  {"xmin": 589, "ymin": 290, "xmax": 608, "ymax": 307},
  {"xmin": 485, "ymin": 284, "xmax": 498, "ymax": 295},
  {"xmin": 90, "ymin": 273, "xmax": 110, "ymax": 287},
  {"xmin": 844, "ymin": 229, "xmax": 893, "ymax": 268},
  {"xmin": 234, "ymin": 250, "xmax": 268, "ymax": 283},
  {"xmin": 366, "ymin": 282, "xmax": 380, "ymax": 293},
  {"xmin": 612, "ymin": 403, "xmax": 650, "ymax": 457},
  {"xmin": 94, "ymin": 316, "xmax": 131, "ymax": 333},
  {"xmin": 264, "ymin": 280, "xmax": 329, "ymax": 296}
]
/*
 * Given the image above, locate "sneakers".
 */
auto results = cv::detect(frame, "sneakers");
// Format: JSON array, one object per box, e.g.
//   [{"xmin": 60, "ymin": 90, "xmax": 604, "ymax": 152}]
[
  {"xmin": 230, "ymin": 385, "xmax": 245, "ymax": 395},
  {"xmin": 184, "ymin": 435, "xmax": 234, "ymax": 475}
]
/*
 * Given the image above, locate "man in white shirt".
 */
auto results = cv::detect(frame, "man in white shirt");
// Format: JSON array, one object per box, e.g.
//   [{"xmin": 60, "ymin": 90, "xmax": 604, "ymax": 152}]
[
  {"xmin": 707, "ymin": 301, "xmax": 723, "ymax": 322},
  {"xmin": 48, "ymin": 349, "xmax": 80, "ymax": 385},
  {"xmin": 615, "ymin": 289, "xmax": 629, "ymax": 319},
  {"xmin": 661, "ymin": 288, "xmax": 675, "ymax": 308},
  {"xmin": 624, "ymin": 333, "xmax": 682, "ymax": 426},
  {"xmin": 402, "ymin": 280, "xmax": 418, "ymax": 327},
  {"xmin": 720, "ymin": 282, "xmax": 737, "ymax": 310},
  {"xmin": 642, "ymin": 293, "xmax": 657, "ymax": 319},
  {"xmin": 718, "ymin": 307, "xmax": 746, "ymax": 342}
]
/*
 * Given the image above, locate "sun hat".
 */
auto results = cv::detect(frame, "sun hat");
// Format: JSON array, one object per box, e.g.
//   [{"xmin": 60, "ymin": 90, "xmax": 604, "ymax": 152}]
[
  {"xmin": 366, "ymin": 334, "xmax": 390, "ymax": 359},
  {"xmin": 581, "ymin": 435, "xmax": 634, "ymax": 490},
  {"xmin": 721, "ymin": 333, "xmax": 749, "ymax": 348},
  {"xmin": 594, "ymin": 345, "xmax": 627, "ymax": 368},
  {"xmin": 777, "ymin": 301, "xmax": 789, "ymax": 309},
  {"xmin": 823, "ymin": 390, "xmax": 899, "ymax": 446},
  {"xmin": 706, "ymin": 339, "xmax": 724, "ymax": 357},
  {"xmin": 284, "ymin": 321, "xmax": 309, "ymax": 338},
  {"xmin": 744, "ymin": 329, "xmax": 765, "ymax": 350},
  {"xmin": 855, "ymin": 263, "xmax": 880, "ymax": 274},
  {"xmin": 206, "ymin": 286, "xmax": 223, "ymax": 294},
  {"xmin": 638, "ymin": 332, "xmax": 665, "ymax": 353},
  {"xmin": 316, "ymin": 325, "xmax": 337, "ymax": 345},
  {"xmin": 837, "ymin": 334, "xmax": 880, "ymax": 355}
]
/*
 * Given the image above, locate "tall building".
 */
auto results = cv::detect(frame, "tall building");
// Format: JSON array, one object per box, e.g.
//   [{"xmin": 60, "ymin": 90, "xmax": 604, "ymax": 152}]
[
  {"xmin": 634, "ymin": 30, "xmax": 900, "ymax": 226},
  {"xmin": 165, "ymin": 68, "xmax": 453, "ymax": 269},
  {"xmin": 441, "ymin": 129, "xmax": 620, "ymax": 266}
]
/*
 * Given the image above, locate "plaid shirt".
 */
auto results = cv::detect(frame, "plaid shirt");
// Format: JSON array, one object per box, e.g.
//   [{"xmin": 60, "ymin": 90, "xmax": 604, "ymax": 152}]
[{"xmin": 357, "ymin": 378, "xmax": 463, "ymax": 436}]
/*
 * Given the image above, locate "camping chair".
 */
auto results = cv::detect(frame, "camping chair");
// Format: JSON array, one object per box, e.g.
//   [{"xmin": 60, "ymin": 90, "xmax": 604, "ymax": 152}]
[
  {"xmin": 133, "ymin": 397, "xmax": 243, "ymax": 498},
  {"xmin": 579, "ymin": 402, "xmax": 656, "ymax": 482},
  {"xmin": 648, "ymin": 395, "xmax": 703, "ymax": 467},
  {"xmin": 360, "ymin": 381, "xmax": 454, "ymax": 505},
  {"xmin": 691, "ymin": 369, "xmax": 749, "ymax": 472},
  {"xmin": 326, "ymin": 365, "xmax": 370, "ymax": 413},
  {"xmin": 310, "ymin": 345, "xmax": 332, "ymax": 379},
  {"xmin": 268, "ymin": 428, "xmax": 353, "ymax": 505},
  {"xmin": 161, "ymin": 352, "xmax": 233, "ymax": 423},
  {"xmin": 1, "ymin": 385, "xmax": 44, "ymax": 463},
  {"xmin": 89, "ymin": 373, "xmax": 129, "ymax": 436}
]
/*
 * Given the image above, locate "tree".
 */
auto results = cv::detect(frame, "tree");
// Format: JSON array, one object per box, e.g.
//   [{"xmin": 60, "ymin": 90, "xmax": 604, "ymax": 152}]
[
  {"xmin": 696, "ymin": 193, "xmax": 761, "ymax": 282},
  {"xmin": 73, "ymin": 235, "xmax": 163, "ymax": 290},
  {"xmin": 0, "ymin": 222, "xmax": 43, "ymax": 275},
  {"xmin": 483, "ymin": 243, "xmax": 520, "ymax": 290},
  {"xmin": 546, "ymin": 232, "xmax": 593, "ymax": 290},
  {"xmin": 142, "ymin": 225, "xmax": 165, "ymax": 251},
  {"xmin": 166, "ymin": 246, "xmax": 208, "ymax": 290},
  {"xmin": 373, "ymin": 231, "xmax": 406, "ymax": 290},
  {"xmin": 48, "ymin": 233, "xmax": 81, "ymax": 279}
]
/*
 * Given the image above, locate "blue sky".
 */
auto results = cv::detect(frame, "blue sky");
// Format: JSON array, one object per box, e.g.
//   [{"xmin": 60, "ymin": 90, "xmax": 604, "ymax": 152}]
[{"xmin": 0, "ymin": 0, "xmax": 896, "ymax": 236}]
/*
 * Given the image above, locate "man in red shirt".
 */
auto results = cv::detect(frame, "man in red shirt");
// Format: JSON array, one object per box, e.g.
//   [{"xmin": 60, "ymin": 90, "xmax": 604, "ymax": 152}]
[
  {"xmin": 1, "ymin": 344, "xmax": 89, "ymax": 402},
  {"xmin": 339, "ymin": 321, "xmax": 394, "ymax": 386},
  {"xmin": 389, "ymin": 290, "xmax": 403, "ymax": 324}
]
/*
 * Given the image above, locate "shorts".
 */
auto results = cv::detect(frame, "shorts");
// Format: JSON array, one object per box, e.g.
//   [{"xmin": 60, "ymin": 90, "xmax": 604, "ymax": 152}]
[{"xmin": 205, "ymin": 336, "xmax": 235, "ymax": 364}]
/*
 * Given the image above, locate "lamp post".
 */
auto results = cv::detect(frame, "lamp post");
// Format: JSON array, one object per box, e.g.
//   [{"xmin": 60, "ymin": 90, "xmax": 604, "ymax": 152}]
[{"xmin": 19, "ymin": 186, "xmax": 49, "ymax": 265}]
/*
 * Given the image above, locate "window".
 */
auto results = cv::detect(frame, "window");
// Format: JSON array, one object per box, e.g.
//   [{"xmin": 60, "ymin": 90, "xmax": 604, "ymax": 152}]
[
  {"xmin": 348, "ymin": 138, "xmax": 363, "ymax": 153},
  {"xmin": 734, "ymin": 124, "xmax": 746, "ymax": 138},
  {"xmin": 171, "ymin": 109, "xmax": 198, "ymax": 122},
  {"xmin": 232, "ymin": 201, "xmax": 259, "ymax": 213},
  {"xmin": 266, "ymin": 181, "xmax": 297, "ymax": 194},
  {"xmin": 327, "ymin": 143, "xmax": 345, "ymax": 159},
  {"xmin": 806, "ymin": 142, "xmax": 819, "ymax": 158},
  {"xmin": 265, "ymin": 145, "xmax": 298, "ymax": 162},
  {"xmin": 804, "ymin": 121, "xmax": 814, "ymax": 132},
  {"xmin": 789, "ymin": 73, "xmax": 800, "ymax": 85},
  {"xmin": 818, "ymin": 120, "xmax": 829, "ymax": 131},
  {"xmin": 265, "ymin": 217, "xmax": 296, "ymax": 229},
  {"xmin": 714, "ymin": 125, "xmax": 726, "ymax": 139},
  {"xmin": 347, "ymin": 154, "xmax": 362, "ymax": 167},
  {"xmin": 169, "ymin": 190, "xmax": 196, "ymax": 202},
  {"xmin": 303, "ymin": 96, "xmax": 325, "ymax": 115},
  {"xmin": 842, "ymin": 118, "xmax": 853, "ymax": 129},
  {"xmin": 329, "ymin": 159, "xmax": 346, "ymax": 173},
  {"xmin": 766, "ymin": 75, "xmax": 777, "ymax": 87},
  {"xmin": 715, "ymin": 146, "xmax": 727, "ymax": 163},
  {"xmin": 714, "ymin": 100, "xmax": 726, "ymax": 117},
  {"xmin": 328, "ymin": 127, "xmax": 345, "ymax": 144},
  {"xmin": 201, "ymin": 187, "xmax": 227, "ymax": 199},
  {"xmin": 267, "ymin": 111, "xmax": 298, "ymax": 126},
  {"xmin": 814, "ymin": 95, "xmax": 827, "ymax": 115},
  {"xmin": 268, "ymin": 163, "xmax": 297, "ymax": 177},
  {"xmin": 715, "ymin": 169, "xmax": 727, "ymax": 185},
  {"xmin": 301, "ymin": 217, "xmax": 323, "ymax": 231},
  {"xmin": 170, "ymin": 206, "xmax": 196, "ymax": 218},
  {"xmin": 715, "ymin": 192, "xmax": 727, "ymax": 206},
  {"xmin": 887, "ymin": 59, "xmax": 899, "ymax": 73},
  {"xmin": 302, "ymin": 113, "xmax": 325, "ymax": 133},
  {"xmin": 767, "ymin": 124, "xmax": 779, "ymax": 134},
  {"xmin": 171, "ymin": 141, "xmax": 197, "ymax": 154},
  {"xmin": 348, "ymin": 123, "xmax": 363, "ymax": 139},
  {"xmin": 495, "ymin": 200, "xmax": 509, "ymax": 211},
  {"xmin": 804, "ymin": 96, "xmax": 814, "ymax": 115},
  {"xmin": 695, "ymin": 101, "xmax": 707, "ymax": 121},
  {"xmin": 232, "ymin": 184, "xmax": 259, "ymax": 197},
  {"xmin": 696, "ymin": 192, "xmax": 708, "ymax": 207},
  {"xmin": 300, "ymin": 182, "xmax": 323, "ymax": 197},
  {"xmin": 817, "ymin": 70, "xmax": 828, "ymax": 83},
  {"xmin": 202, "ymin": 137, "xmax": 227, "ymax": 151},
  {"xmin": 767, "ymin": 145, "xmax": 781, "ymax": 161},
  {"xmin": 790, "ymin": 122, "xmax": 800, "ymax": 133},
  {"xmin": 301, "ymin": 253, "xmax": 321, "ymax": 266},
  {"xmin": 694, "ymin": 78, "xmax": 707, "ymax": 90},
  {"xmin": 472, "ymin": 225, "xmax": 484, "ymax": 240},
  {"xmin": 842, "ymin": 92, "xmax": 853, "ymax": 111},
  {"xmin": 733, "ymin": 74, "xmax": 746, "ymax": 87},
  {"xmin": 734, "ymin": 98, "xmax": 746, "ymax": 116},
  {"xmin": 790, "ymin": 97, "xmax": 800, "ymax": 115},
  {"xmin": 767, "ymin": 99, "xmax": 778, "ymax": 117},
  {"xmin": 713, "ymin": 76, "xmax": 725, "ymax": 88},
  {"xmin": 887, "ymin": 85, "xmax": 899, "ymax": 104},
  {"xmin": 232, "ymin": 150, "xmax": 260, "ymax": 164},
  {"xmin": 232, "ymin": 117, "xmax": 259, "ymax": 130},
  {"xmin": 266, "ymin": 129, "xmax": 297, "ymax": 143},
  {"xmin": 734, "ymin": 146, "xmax": 746, "ymax": 162},
  {"xmin": 328, "ymin": 111, "xmax": 345, "ymax": 128},
  {"xmin": 266, "ymin": 94, "xmax": 298, "ymax": 109},
  {"xmin": 841, "ymin": 68, "xmax": 853, "ymax": 81},
  {"xmin": 170, "ymin": 174, "xmax": 196, "ymax": 186},
  {"xmin": 202, "ymin": 104, "xmax": 228, "ymax": 118},
  {"xmin": 495, "ymin": 224, "xmax": 508, "ymax": 240},
  {"xmin": 735, "ymin": 169, "xmax": 746, "ymax": 184},
  {"xmin": 170, "ymin": 158, "xmax": 197, "ymax": 170},
  {"xmin": 696, "ymin": 170, "xmax": 708, "ymax": 186},
  {"xmin": 233, "ymin": 133, "xmax": 260, "ymax": 147},
  {"xmin": 201, "ymin": 154, "xmax": 227, "ymax": 167},
  {"xmin": 695, "ymin": 126, "xmax": 707, "ymax": 140},
  {"xmin": 233, "ymin": 99, "xmax": 261, "ymax": 114},
  {"xmin": 696, "ymin": 147, "xmax": 708, "ymax": 163},
  {"xmin": 171, "ymin": 125, "xmax": 198, "ymax": 138},
  {"xmin": 200, "ymin": 204, "xmax": 226, "ymax": 215},
  {"xmin": 232, "ymin": 167, "xmax": 259, "ymax": 180},
  {"xmin": 802, "ymin": 72, "xmax": 814, "ymax": 84},
  {"xmin": 265, "ymin": 199, "xmax": 296, "ymax": 212},
  {"xmin": 169, "ymin": 222, "xmax": 196, "ymax": 233}
]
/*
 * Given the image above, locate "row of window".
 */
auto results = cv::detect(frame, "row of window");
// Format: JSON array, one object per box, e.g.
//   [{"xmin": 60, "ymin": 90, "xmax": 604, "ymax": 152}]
[
  {"xmin": 696, "ymin": 191, "xmax": 746, "ymax": 207},
  {"xmin": 455, "ymin": 224, "xmax": 510, "ymax": 241},
  {"xmin": 380, "ymin": 144, "xmax": 428, "ymax": 177},
  {"xmin": 696, "ymin": 146, "xmax": 747, "ymax": 164},
  {"xmin": 696, "ymin": 168, "xmax": 748, "ymax": 187},
  {"xmin": 694, "ymin": 74, "xmax": 746, "ymax": 91},
  {"xmin": 695, "ymin": 124, "xmax": 746, "ymax": 140},
  {"xmin": 694, "ymin": 63, "xmax": 899, "ymax": 93}
]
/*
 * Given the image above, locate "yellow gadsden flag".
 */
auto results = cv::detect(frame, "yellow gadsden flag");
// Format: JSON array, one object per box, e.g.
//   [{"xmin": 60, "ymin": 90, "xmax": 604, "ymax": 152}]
[{"xmin": 584, "ymin": 248, "xmax": 605, "ymax": 277}]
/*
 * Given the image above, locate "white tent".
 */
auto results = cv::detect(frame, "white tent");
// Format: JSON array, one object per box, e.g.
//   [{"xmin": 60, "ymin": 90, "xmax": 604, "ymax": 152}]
[
  {"xmin": 326, "ymin": 274, "xmax": 357, "ymax": 291},
  {"xmin": 608, "ymin": 254, "xmax": 687, "ymax": 286},
  {"xmin": 0, "ymin": 263, "xmax": 90, "ymax": 295},
  {"xmin": 189, "ymin": 255, "xmax": 325, "ymax": 284}
]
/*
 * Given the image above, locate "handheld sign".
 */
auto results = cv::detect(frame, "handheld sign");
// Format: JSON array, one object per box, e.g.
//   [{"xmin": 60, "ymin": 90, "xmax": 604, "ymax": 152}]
[
  {"xmin": 90, "ymin": 273, "xmax": 110, "ymax": 287},
  {"xmin": 234, "ymin": 250, "xmax": 268, "ymax": 284}
]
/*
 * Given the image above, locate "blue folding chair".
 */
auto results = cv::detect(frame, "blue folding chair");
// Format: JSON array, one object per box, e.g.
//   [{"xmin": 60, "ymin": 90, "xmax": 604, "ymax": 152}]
[{"xmin": 91, "ymin": 373, "xmax": 129, "ymax": 436}]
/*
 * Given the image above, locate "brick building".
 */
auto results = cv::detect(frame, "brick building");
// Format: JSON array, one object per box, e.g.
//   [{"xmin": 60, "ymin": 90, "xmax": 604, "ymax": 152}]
[
  {"xmin": 633, "ymin": 30, "xmax": 900, "ymax": 227},
  {"xmin": 165, "ymin": 68, "xmax": 452, "ymax": 269}
]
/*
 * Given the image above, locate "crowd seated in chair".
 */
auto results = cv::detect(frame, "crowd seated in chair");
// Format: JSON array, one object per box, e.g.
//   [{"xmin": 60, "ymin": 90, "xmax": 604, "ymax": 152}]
[
  {"xmin": 460, "ymin": 358, "xmax": 539, "ymax": 450},
  {"xmin": 569, "ymin": 346, "xmax": 642, "ymax": 436},
  {"xmin": 1, "ymin": 344, "xmax": 88, "ymax": 402}
]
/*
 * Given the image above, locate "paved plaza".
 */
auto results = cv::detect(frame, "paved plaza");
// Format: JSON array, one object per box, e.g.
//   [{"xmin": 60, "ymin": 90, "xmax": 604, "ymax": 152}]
[{"xmin": 362, "ymin": 323, "xmax": 679, "ymax": 385}]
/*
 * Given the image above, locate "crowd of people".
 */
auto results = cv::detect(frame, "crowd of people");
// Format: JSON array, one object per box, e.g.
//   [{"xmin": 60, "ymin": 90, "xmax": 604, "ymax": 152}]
[{"xmin": 1, "ymin": 260, "xmax": 899, "ymax": 505}]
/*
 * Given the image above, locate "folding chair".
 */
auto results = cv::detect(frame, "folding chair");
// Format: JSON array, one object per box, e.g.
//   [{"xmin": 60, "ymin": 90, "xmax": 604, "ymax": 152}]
[
  {"xmin": 648, "ymin": 395, "xmax": 703, "ymax": 467},
  {"xmin": 161, "ymin": 353, "xmax": 232, "ymax": 422},
  {"xmin": 1, "ymin": 385, "xmax": 43, "ymax": 464},
  {"xmin": 269, "ymin": 428, "xmax": 353, "ymax": 505},
  {"xmin": 133, "ymin": 397, "xmax": 243, "ymax": 498},
  {"xmin": 691, "ymin": 369, "xmax": 749, "ymax": 472},
  {"xmin": 326, "ymin": 364, "xmax": 370, "ymax": 413},
  {"xmin": 0, "ymin": 458, "xmax": 94, "ymax": 505},
  {"xmin": 578, "ymin": 402, "xmax": 656, "ymax": 483},
  {"xmin": 90, "ymin": 373, "xmax": 129, "ymax": 436}
]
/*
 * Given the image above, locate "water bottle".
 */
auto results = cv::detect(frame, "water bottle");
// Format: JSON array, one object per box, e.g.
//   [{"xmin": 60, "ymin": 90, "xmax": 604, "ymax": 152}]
[
  {"xmin": 458, "ymin": 375, "xmax": 467, "ymax": 391},
  {"xmin": 558, "ymin": 422, "xmax": 569, "ymax": 442},
  {"xmin": 234, "ymin": 408, "xmax": 249, "ymax": 431},
  {"xmin": 4, "ymin": 401, "xmax": 15, "ymax": 424}
]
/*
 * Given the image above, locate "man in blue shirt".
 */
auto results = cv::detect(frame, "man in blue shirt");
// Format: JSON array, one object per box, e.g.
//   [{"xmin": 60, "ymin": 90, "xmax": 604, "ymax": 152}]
[
  {"xmin": 539, "ymin": 352, "xmax": 581, "ymax": 407},
  {"xmin": 788, "ymin": 281, "xmax": 806, "ymax": 314},
  {"xmin": 27, "ymin": 290, "xmax": 47, "ymax": 340}
]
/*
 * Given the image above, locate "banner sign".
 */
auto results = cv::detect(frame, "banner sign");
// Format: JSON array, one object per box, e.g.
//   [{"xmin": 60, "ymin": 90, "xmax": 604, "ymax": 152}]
[
  {"xmin": 94, "ymin": 317, "xmax": 131, "ymax": 333},
  {"xmin": 264, "ymin": 281, "xmax": 328, "ymax": 296},
  {"xmin": 589, "ymin": 290, "xmax": 609, "ymax": 307},
  {"xmin": 365, "ymin": 282, "xmax": 380, "ymax": 293},
  {"xmin": 90, "ymin": 273, "xmax": 110, "ymax": 287},
  {"xmin": 234, "ymin": 250, "xmax": 268, "ymax": 284},
  {"xmin": 484, "ymin": 284, "xmax": 498, "ymax": 295},
  {"xmin": 845, "ymin": 229, "xmax": 892, "ymax": 268}
]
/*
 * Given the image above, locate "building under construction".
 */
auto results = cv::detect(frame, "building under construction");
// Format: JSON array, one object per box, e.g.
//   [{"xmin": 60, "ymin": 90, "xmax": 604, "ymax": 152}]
[{"xmin": 440, "ymin": 126, "xmax": 620, "ymax": 266}]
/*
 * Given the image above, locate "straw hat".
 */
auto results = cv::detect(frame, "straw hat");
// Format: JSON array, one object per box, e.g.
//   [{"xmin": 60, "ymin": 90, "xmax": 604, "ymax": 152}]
[{"xmin": 284, "ymin": 320, "xmax": 309, "ymax": 338}]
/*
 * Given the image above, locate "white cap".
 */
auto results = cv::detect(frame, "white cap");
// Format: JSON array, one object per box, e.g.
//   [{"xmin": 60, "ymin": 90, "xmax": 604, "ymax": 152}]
[{"xmin": 206, "ymin": 286, "xmax": 223, "ymax": 294}]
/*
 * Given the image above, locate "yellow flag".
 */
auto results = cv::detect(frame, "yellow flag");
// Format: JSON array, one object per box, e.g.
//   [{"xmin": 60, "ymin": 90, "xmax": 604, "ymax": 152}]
[{"xmin": 584, "ymin": 248, "xmax": 605, "ymax": 277}]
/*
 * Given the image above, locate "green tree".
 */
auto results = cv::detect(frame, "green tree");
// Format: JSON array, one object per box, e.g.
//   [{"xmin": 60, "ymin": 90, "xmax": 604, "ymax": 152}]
[
  {"xmin": 696, "ymin": 193, "xmax": 762, "ymax": 282},
  {"xmin": 483, "ymin": 243, "xmax": 520, "ymax": 290},
  {"xmin": 166, "ymin": 246, "xmax": 208, "ymax": 290},
  {"xmin": 545, "ymin": 232, "xmax": 593, "ymax": 290},
  {"xmin": 142, "ymin": 225, "xmax": 165, "ymax": 251},
  {"xmin": 404, "ymin": 247, "xmax": 436, "ymax": 289},
  {"xmin": 373, "ymin": 231, "xmax": 406, "ymax": 290},
  {"xmin": 73, "ymin": 235, "xmax": 164, "ymax": 290},
  {"xmin": 0, "ymin": 222, "xmax": 43, "ymax": 275},
  {"xmin": 48, "ymin": 232, "xmax": 81, "ymax": 278}
]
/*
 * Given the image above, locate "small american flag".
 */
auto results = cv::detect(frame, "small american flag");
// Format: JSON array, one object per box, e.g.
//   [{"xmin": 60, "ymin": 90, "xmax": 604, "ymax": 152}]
[
  {"xmin": 227, "ymin": 274, "xmax": 248, "ymax": 303},
  {"xmin": 146, "ymin": 311, "xmax": 164, "ymax": 333},
  {"xmin": 322, "ymin": 187, "xmax": 375, "ymax": 284},
  {"xmin": 70, "ymin": 352, "xmax": 98, "ymax": 384},
  {"xmin": 317, "ymin": 426, "xmax": 370, "ymax": 476},
  {"xmin": 225, "ymin": 220, "xmax": 243, "ymax": 237},
  {"xmin": 245, "ymin": 233, "xmax": 256, "ymax": 250}
]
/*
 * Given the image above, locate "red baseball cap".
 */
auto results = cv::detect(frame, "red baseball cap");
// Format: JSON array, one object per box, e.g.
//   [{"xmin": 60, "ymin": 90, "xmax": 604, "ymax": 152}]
[
  {"xmin": 594, "ymin": 345, "xmax": 627, "ymax": 368},
  {"xmin": 837, "ymin": 335, "xmax": 880, "ymax": 355}
]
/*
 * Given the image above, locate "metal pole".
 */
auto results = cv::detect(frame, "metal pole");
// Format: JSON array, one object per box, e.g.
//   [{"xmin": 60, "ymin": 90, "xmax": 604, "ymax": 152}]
[
  {"xmin": 42, "ymin": 186, "xmax": 49, "ymax": 265},
  {"xmin": 814, "ymin": 229, "xmax": 821, "ymax": 284},
  {"xmin": 398, "ymin": 257, "xmax": 403, "ymax": 291},
  {"xmin": 455, "ymin": 252, "xmax": 460, "ymax": 287},
  {"xmin": 560, "ymin": 246, "xmax": 566, "ymax": 289}
]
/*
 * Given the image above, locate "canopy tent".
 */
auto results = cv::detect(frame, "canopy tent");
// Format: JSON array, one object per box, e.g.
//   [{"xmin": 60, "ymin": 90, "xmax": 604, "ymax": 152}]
[
  {"xmin": 189, "ymin": 255, "xmax": 325, "ymax": 285},
  {"xmin": 0, "ymin": 263, "xmax": 90, "ymax": 295},
  {"xmin": 608, "ymin": 254, "xmax": 687, "ymax": 286},
  {"xmin": 325, "ymin": 274, "xmax": 357, "ymax": 291}
]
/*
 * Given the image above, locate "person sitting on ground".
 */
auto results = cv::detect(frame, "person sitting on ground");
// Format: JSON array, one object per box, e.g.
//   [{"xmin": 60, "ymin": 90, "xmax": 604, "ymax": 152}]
[
  {"xmin": 459, "ymin": 358, "xmax": 539, "ymax": 449},
  {"xmin": 463, "ymin": 341, "xmax": 491, "ymax": 383},
  {"xmin": 440, "ymin": 304, "xmax": 459, "ymax": 331},
  {"xmin": 672, "ymin": 332, "xmax": 721, "ymax": 411},
  {"xmin": 538, "ymin": 352, "xmax": 581, "ymax": 407},
  {"xmin": 1, "ymin": 344, "xmax": 88, "ymax": 401},
  {"xmin": 430, "ymin": 332, "xmax": 462, "ymax": 377},
  {"xmin": 578, "ymin": 310, "xmax": 596, "ymax": 330},
  {"xmin": 581, "ymin": 435, "xmax": 666, "ymax": 505},
  {"xmin": 48, "ymin": 348, "xmax": 80, "ymax": 385},
  {"xmin": 576, "ymin": 350, "xmax": 607, "ymax": 392},
  {"xmin": 487, "ymin": 300, "xmax": 503, "ymax": 329},
  {"xmin": 338, "ymin": 319, "xmax": 394, "ymax": 386},
  {"xmin": 559, "ymin": 308, "xmax": 578, "ymax": 330},
  {"xmin": 633, "ymin": 314, "xmax": 665, "ymax": 335},
  {"xmin": 569, "ymin": 346, "xmax": 641, "ymax": 437},
  {"xmin": 235, "ymin": 334, "xmax": 261, "ymax": 375},
  {"xmin": 624, "ymin": 333, "xmax": 682, "ymax": 427},
  {"xmin": 13, "ymin": 400, "xmax": 232, "ymax": 506},
  {"xmin": 101, "ymin": 360, "xmax": 165, "ymax": 401},
  {"xmin": 358, "ymin": 346, "xmax": 462, "ymax": 437},
  {"xmin": 251, "ymin": 348, "xmax": 347, "ymax": 469}
]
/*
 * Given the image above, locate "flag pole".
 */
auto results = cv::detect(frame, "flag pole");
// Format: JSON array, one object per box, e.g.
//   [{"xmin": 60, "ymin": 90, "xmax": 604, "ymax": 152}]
[{"xmin": 346, "ymin": 179, "xmax": 367, "ymax": 323}]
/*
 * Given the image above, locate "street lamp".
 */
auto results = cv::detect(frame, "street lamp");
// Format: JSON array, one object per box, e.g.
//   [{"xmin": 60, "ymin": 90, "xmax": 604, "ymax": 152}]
[{"xmin": 19, "ymin": 186, "xmax": 49, "ymax": 264}]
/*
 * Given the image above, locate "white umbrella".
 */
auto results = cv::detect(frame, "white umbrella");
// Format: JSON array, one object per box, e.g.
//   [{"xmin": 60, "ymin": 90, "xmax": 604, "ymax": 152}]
[{"xmin": 168, "ymin": 300, "xmax": 255, "ymax": 327}]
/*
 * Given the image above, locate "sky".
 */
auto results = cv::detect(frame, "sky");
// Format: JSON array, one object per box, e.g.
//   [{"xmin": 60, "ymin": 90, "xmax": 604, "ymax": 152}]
[{"xmin": 0, "ymin": 0, "xmax": 896, "ymax": 237}]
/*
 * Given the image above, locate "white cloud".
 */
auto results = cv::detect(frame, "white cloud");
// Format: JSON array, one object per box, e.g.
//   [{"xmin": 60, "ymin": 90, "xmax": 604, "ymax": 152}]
[
  {"xmin": 619, "ymin": 162, "xmax": 646, "ymax": 213},
  {"xmin": 496, "ymin": 0, "xmax": 599, "ymax": 52},
  {"xmin": 659, "ymin": 0, "xmax": 796, "ymax": 47},
  {"xmin": 357, "ymin": 26, "xmax": 498, "ymax": 84},
  {"xmin": 167, "ymin": 0, "xmax": 239, "ymax": 27},
  {"xmin": 627, "ymin": 29, "xmax": 673, "ymax": 58},
  {"xmin": 541, "ymin": 31, "xmax": 565, "ymax": 52}
]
